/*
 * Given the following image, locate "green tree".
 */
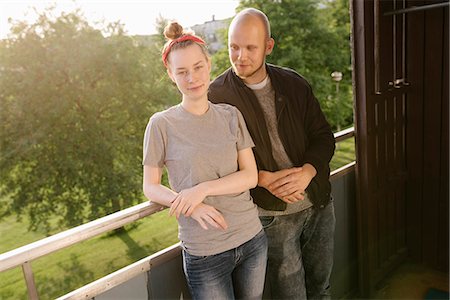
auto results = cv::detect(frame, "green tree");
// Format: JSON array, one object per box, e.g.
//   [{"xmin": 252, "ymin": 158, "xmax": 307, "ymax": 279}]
[
  {"xmin": 211, "ymin": 21, "xmax": 232, "ymax": 78},
  {"xmin": 319, "ymin": 0, "xmax": 353, "ymax": 130},
  {"xmin": 0, "ymin": 9, "xmax": 176, "ymax": 233}
]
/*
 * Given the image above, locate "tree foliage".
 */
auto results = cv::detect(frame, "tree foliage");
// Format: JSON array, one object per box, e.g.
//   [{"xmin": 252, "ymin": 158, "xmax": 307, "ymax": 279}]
[
  {"xmin": 0, "ymin": 1, "xmax": 353, "ymax": 233},
  {"xmin": 211, "ymin": 22, "xmax": 232, "ymax": 78},
  {"xmin": 213, "ymin": 0, "xmax": 353, "ymax": 131},
  {"xmin": 0, "ymin": 9, "xmax": 177, "ymax": 233}
]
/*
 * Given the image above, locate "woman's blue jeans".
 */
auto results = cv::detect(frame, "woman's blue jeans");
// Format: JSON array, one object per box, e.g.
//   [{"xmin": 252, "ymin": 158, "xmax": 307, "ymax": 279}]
[
  {"xmin": 260, "ymin": 201, "xmax": 335, "ymax": 299},
  {"xmin": 182, "ymin": 229, "xmax": 268, "ymax": 300}
]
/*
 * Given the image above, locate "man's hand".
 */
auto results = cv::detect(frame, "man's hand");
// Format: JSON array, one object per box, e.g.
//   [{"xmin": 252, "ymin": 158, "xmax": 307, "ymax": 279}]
[
  {"xmin": 190, "ymin": 203, "xmax": 228, "ymax": 230},
  {"xmin": 169, "ymin": 185, "xmax": 207, "ymax": 218},
  {"xmin": 258, "ymin": 164, "xmax": 317, "ymax": 204},
  {"xmin": 258, "ymin": 168, "xmax": 297, "ymax": 190}
]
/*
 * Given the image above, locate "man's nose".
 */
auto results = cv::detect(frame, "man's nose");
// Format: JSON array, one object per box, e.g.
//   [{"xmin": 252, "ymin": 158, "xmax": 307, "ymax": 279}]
[{"xmin": 237, "ymin": 48, "xmax": 247, "ymax": 60}]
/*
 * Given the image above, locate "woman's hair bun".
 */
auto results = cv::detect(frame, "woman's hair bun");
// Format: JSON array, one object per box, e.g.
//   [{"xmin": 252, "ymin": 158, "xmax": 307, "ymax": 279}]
[{"xmin": 164, "ymin": 22, "xmax": 184, "ymax": 40}]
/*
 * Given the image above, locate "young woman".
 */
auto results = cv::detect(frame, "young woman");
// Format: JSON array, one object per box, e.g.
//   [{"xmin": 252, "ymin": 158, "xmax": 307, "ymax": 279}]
[{"xmin": 142, "ymin": 22, "xmax": 267, "ymax": 299}]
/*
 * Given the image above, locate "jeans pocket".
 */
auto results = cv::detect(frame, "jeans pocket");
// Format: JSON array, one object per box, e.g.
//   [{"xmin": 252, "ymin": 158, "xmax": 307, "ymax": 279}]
[
  {"xmin": 183, "ymin": 250, "xmax": 210, "ymax": 264},
  {"xmin": 259, "ymin": 216, "xmax": 276, "ymax": 228}
]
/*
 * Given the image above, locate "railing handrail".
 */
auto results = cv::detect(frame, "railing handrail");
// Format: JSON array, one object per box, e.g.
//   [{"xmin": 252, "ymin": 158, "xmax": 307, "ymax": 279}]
[
  {"xmin": 0, "ymin": 126, "xmax": 355, "ymax": 273},
  {"xmin": 0, "ymin": 201, "xmax": 164, "ymax": 273},
  {"xmin": 334, "ymin": 126, "xmax": 355, "ymax": 143},
  {"xmin": 57, "ymin": 161, "xmax": 357, "ymax": 300},
  {"xmin": 56, "ymin": 243, "xmax": 182, "ymax": 300},
  {"xmin": 0, "ymin": 126, "xmax": 355, "ymax": 299}
]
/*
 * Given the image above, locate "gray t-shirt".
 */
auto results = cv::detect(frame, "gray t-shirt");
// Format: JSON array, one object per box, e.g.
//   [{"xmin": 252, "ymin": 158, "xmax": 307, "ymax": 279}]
[
  {"xmin": 143, "ymin": 102, "xmax": 262, "ymax": 256},
  {"xmin": 246, "ymin": 77, "xmax": 313, "ymax": 216}
]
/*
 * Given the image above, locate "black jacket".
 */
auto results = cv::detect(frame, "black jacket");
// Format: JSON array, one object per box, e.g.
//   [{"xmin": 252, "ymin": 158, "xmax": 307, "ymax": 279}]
[{"xmin": 208, "ymin": 64, "xmax": 335, "ymax": 210}]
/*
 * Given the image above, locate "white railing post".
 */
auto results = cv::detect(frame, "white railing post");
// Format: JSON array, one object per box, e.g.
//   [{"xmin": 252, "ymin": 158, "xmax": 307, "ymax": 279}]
[{"xmin": 22, "ymin": 261, "xmax": 39, "ymax": 300}]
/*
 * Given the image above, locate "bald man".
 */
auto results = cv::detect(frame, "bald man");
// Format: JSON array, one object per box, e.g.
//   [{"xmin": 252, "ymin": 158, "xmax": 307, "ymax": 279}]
[{"xmin": 209, "ymin": 8, "xmax": 336, "ymax": 300}]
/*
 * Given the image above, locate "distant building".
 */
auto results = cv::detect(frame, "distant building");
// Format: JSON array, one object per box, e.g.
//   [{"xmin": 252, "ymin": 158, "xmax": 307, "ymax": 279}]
[
  {"xmin": 131, "ymin": 16, "xmax": 230, "ymax": 54},
  {"xmin": 190, "ymin": 16, "xmax": 230, "ymax": 53}
]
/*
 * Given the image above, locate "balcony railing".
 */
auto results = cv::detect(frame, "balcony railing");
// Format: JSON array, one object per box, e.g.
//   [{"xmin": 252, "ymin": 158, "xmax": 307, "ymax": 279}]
[{"xmin": 0, "ymin": 127, "xmax": 356, "ymax": 300}]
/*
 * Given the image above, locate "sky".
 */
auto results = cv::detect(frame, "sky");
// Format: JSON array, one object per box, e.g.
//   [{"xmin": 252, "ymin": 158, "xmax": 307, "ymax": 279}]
[{"xmin": 0, "ymin": 0, "xmax": 240, "ymax": 39}]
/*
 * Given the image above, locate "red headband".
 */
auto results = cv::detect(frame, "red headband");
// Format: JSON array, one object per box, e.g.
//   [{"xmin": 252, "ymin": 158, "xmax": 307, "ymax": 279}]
[{"xmin": 162, "ymin": 35, "xmax": 206, "ymax": 67}]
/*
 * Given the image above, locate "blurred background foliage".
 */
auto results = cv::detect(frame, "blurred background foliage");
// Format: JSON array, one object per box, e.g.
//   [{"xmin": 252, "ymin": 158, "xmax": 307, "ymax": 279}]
[
  {"xmin": 0, "ymin": 1, "xmax": 353, "ymax": 298},
  {"xmin": 0, "ymin": 0, "xmax": 352, "ymax": 234}
]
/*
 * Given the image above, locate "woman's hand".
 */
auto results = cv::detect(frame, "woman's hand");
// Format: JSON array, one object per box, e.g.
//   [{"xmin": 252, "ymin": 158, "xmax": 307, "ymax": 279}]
[
  {"xmin": 190, "ymin": 203, "xmax": 228, "ymax": 230},
  {"xmin": 169, "ymin": 185, "xmax": 207, "ymax": 218}
]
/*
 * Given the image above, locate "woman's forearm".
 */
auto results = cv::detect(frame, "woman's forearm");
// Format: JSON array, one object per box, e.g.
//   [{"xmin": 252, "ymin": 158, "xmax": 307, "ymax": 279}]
[
  {"xmin": 143, "ymin": 183, "xmax": 178, "ymax": 207},
  {"xmin": 198, "ymin": 147, "xmax": 257, "ymax": 197},
  {"xmin": 199, "ymin": 167, "xmax": 257, "ymax": 197},
  {"xmin": 143, "ymin": 166, "xmax": 178, "ymax": 207}
]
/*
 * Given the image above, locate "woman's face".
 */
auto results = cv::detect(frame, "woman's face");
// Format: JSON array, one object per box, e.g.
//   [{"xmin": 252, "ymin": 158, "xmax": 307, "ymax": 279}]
[{"xmin": 167, "ymin": 44, "xmax": 211, "ymax": 101}]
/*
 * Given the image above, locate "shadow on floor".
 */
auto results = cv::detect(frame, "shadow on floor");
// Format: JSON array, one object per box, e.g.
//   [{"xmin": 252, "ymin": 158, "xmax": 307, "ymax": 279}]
[{"xmin": 373, "ymin": 262, "xmax": 449, "ymax": 299}]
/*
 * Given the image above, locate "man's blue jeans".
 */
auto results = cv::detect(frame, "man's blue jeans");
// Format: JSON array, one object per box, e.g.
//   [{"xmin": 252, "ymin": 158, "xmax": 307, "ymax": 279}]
[
  {"xmin": 260, "ymin": 201, "xmax": 335, "ymax": 299},
  {"xmin": 182, "ymin": 229, "xmax": 268, "ymax": 299}
]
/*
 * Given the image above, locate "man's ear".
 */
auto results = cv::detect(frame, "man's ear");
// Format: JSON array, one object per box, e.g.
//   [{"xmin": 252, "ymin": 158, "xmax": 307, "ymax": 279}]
[{"xmin": 266, "ymin": 38, "xmax": 275, "ymax": 55}]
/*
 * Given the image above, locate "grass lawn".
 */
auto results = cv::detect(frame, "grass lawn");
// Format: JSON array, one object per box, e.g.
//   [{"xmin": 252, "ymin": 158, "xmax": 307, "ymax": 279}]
[
  {"xmin": 0, "ymin": 137, "xmax": 355, "ymax": 299},
  {"xmin": 330, "ymin": 136, "xmax": 355, "ymax": 171},
  {"xmin": 0, "ymin": 210, "xmax": 178, "ymax": 300}
]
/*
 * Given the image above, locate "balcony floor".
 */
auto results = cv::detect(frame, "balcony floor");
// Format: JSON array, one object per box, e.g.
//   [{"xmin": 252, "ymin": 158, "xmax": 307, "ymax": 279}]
[{"xmin": 373, "ymin": 262, "xmax": 449, "ymax": 299}]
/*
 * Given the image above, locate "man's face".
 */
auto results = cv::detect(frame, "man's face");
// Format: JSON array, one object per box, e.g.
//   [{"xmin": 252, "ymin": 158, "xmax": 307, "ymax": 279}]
[{"xmin": 228, "ymin": 17, "xmax": 274, "ymax": 84}]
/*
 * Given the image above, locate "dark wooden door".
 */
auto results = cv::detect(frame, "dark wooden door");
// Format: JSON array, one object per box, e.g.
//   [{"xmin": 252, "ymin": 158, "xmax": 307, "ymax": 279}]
[
  {"xmin": 405, "ymin": 0, "xmax": 449, "ymax": 273},
  {"xmin": 352, "ymin": 0, "xmax": 448, "ymax": 296}
]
